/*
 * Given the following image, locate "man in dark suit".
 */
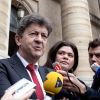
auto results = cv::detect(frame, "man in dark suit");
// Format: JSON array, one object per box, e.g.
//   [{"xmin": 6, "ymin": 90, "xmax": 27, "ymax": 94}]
[{"xmin": 0, "ymin": 13, "xmax": 52, "ymax": 99}]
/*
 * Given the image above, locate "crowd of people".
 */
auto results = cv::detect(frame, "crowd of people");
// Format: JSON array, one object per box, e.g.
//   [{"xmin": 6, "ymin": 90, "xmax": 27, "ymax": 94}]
[{"xmin": 0, "ymin": 13, "xmax": 100, "ymax": 100}]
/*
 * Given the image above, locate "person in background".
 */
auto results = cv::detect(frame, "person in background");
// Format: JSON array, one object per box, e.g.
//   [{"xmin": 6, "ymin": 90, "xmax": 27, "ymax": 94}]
[
  {"xmin": 44, "ymin": 41, "xmax": 80, "ymax": 100},
  {"xmin": 58, "ymin": 38, "xmax": 100, "ymax": 100},
  {"xmin": 0, "ymin": 13, "xmax": 52, "ymax": 100},
  {"xmin": 88, "ymin": 38, "xmax": 100, "ymax": 91}
]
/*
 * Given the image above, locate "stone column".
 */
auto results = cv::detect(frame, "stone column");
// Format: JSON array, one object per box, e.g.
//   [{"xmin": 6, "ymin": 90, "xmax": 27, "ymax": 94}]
[
  {"xmin": 0, "ymin": 0, "xmax": 11, "ymax": 58},
  {"xmin": 60, "ymin": 0, "xmax": 93, "ymax": 86}
]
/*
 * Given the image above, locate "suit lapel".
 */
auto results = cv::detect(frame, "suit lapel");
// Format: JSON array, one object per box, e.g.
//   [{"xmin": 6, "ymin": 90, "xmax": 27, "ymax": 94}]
[
  {"xmin": 39, "ymin": 67, "xmax": 53, "ymax": 82},
  {"xmin": 9, "ymin": 54, "xmax": 31, "ymax": 81},
  {"xmin": 38, "ymin": 67, "xmax": 46, "ymax": 82},
  {"xmin": 7, "ymin": 54, "xmax": 37, "ymax": 99}
]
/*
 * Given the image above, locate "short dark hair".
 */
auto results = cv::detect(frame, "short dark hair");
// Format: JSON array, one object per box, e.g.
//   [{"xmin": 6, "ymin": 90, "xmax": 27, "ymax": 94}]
[
  {"xmin": 17, "ymin": 13, "xmax": 52, "ymax": 36},
  {"xmin": 88, "ymin": 38, "xmax": 100, "ymax": 50},
  {"xmin": 45, "ymin": 41, "xmax": 79, "ymax": 72}
]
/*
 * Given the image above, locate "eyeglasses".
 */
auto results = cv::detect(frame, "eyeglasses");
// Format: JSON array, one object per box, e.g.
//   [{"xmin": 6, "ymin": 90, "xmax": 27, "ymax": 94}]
[{"xmin": 89, "ymin": 53, "xmax": 100, "ymax": 58}]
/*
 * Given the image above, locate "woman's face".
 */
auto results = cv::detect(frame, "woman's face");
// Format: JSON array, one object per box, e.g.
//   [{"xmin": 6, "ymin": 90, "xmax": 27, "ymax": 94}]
[{"xmin": 55, "ymin": 46, "xmax": 75, "ymax": 71}]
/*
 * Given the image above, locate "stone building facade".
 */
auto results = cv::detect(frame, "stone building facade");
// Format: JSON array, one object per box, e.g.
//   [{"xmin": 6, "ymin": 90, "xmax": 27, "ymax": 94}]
[{"xmin": 0, "ymin": 0, "xmax": 100, "ymax": 86}]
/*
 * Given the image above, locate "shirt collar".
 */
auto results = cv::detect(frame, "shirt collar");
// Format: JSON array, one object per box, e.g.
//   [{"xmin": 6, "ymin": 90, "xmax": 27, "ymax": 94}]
[{"xmin": 16, "ymin": 52, "xmax": 39, "ymax": 69}]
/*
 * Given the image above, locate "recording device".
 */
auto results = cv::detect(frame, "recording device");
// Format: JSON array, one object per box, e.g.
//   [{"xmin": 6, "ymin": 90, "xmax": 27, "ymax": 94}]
[
  {"xmin": 91, "ymin": 63, "xmax": 100, "ymax": 77},
  {"xmin": 52, "ymin": 62, "xmax": 68, "ymax": 72},
  {"xmin": 52, "ymin": 62, "xmax": 62, "ymax": 71},
  {"xmin": 43, "ymin": 71, "xmax": 63, "ymax": 95},
  {"xmin": 7, "ymin": 78, "xmax": 36, "ymax": 98},
  {"xmin": 91, "ymin": 63, "xmax": 100, "ymax": 72},
  {"xmin": 96, "ymin": 68, "xmax": 100, "ymax": 78}
]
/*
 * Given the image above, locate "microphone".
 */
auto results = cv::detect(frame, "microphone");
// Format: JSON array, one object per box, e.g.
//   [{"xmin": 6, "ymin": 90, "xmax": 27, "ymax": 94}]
[
  {"xmin": 91, "ymin": 63, "xmax": 100, "ymax": 72},
  {"xmin": 52, "ymin": 62, "xmax": 62, "ymax": 71},
  {"xmin": 52, "ymin": 62, "xmax": 68, "ymax": 72},
  {"xmin": 7, "ymin": 78, "xmax": 36, "ymax": 98},
  {"xmin": 91, "ymin": 63, "xmax": 100, "ymax": 77},
  {"xmin": 96, "ymin": 68, "xmax": 100, "ymax": 78},
  {"xmin": 43, "ymin": 71, "xmax": 63, "ymax": 95}
]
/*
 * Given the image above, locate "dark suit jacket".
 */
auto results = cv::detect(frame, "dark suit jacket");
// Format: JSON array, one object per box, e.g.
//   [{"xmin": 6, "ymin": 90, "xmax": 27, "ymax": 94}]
[{"xmin": 0, "ymin": 54, "xmax": 50, "ymax": 99}]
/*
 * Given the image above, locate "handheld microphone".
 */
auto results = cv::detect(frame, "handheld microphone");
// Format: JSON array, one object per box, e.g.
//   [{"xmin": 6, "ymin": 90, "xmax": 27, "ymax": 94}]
[
  {"xmin": 91, "ymin": 63, "xmax": 100, "ymax": 72},
  {"xmin": 91, "ymin": 63, "xmax": 100, "ymax": 78},
  {"xmin": 96, "ymin": 68, "xmax": 100, "ymax": 78},
  {"xmin": 7, "ymin": 78, "xmax": 36, "ymax": 98},
  {"xmin": 43, "ymin": 71, "xmax": 63, "ymax": 95},
  {"xmin": 52, "ymin": 62, "xmax": 62, "ymax": 71},
  {"xmin": 52, "ymin": 62, "xmax": 68, "ymax": 72}
]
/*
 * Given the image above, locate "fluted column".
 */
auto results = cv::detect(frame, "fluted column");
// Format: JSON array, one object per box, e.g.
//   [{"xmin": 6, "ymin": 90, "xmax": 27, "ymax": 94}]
[
  {"xmin": 60, "ymin": 0, "xmax": 93, "ymax": 86},
  {"xmin": 0, "ymin": 0, "xmax": 11, "ymax": 58}
]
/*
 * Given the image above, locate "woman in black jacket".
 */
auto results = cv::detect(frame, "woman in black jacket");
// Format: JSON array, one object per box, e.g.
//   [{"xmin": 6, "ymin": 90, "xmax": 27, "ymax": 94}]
[
  {"xmin": 58, "ymin": 38, "xmax": 100, "ymax": 100},
  {"xmin": 44, "ymin": 41, "xmax": 80, "ymax": 100}
]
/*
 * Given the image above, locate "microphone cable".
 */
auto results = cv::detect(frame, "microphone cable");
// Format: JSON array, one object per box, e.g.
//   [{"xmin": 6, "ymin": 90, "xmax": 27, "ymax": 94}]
[{"xmin": 66, "ymin": 71, "xmax": 81, "ymax": 95}]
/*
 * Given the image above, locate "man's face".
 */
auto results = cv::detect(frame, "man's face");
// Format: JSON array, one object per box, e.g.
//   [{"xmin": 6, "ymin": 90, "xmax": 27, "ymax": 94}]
[
  {"xmin": 89, "ymin": 46, "xmax": 100, "ymax": 66},
  {"xmin": 16, "ymin": 24, "xmax": 48, "ymax": 62}
]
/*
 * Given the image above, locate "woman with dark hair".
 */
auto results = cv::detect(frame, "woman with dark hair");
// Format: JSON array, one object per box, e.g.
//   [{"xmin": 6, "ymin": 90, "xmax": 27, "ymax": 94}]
[
  {"xmin": 45, "ymin": 41, "xmax": 78, "ymax": 73},
  {"xmin": 44, "ymin": 41, "xmax": 80, "ymax": 100}
]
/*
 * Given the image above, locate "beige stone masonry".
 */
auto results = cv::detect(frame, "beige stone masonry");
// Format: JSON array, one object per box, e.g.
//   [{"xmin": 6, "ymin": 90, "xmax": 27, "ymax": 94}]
[
  {"xmin": 60, "ymin": 0, "xmax": 93, "ymax": 86},
  {"xmin": 0, "ymin": 0, "xmax": 11, "ymax": 58}
]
